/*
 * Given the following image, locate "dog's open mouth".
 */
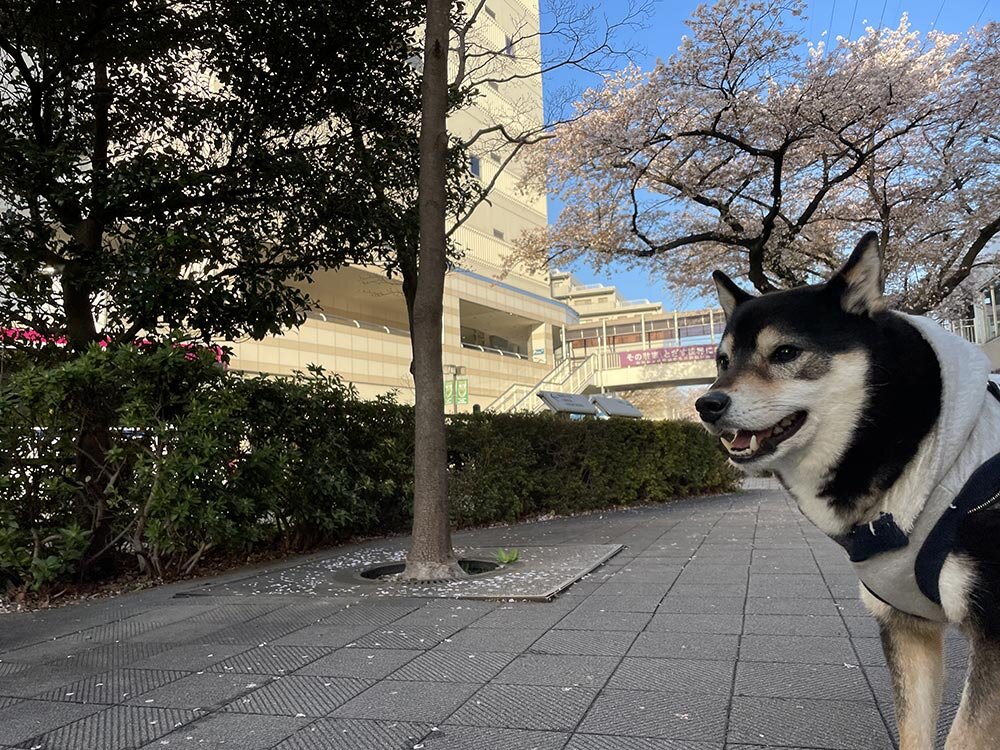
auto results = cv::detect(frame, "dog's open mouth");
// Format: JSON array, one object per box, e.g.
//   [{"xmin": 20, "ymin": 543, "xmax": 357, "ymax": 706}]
[{"xmin": 720, "ymin": 411, "xmax": 807, "ymax": 463}]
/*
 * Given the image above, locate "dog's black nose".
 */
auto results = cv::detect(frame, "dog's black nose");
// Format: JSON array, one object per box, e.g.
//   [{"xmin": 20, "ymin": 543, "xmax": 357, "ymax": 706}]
[{"xmin": 695, "ymin": 391, "xmax": 731, "ymax": 423}]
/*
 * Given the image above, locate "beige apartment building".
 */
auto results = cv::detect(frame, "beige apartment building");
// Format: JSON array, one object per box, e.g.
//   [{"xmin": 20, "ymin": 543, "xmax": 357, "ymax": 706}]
[{"xmin": 228, "ymin": 0, "xmax": 579, "ymax": 411}]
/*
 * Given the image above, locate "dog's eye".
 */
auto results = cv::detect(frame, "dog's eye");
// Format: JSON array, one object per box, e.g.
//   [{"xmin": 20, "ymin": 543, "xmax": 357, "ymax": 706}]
[
  {"xmin": 716, "ymin": 353, "xmax": 730, "ymax": 371},
  {"xmin": 771, "ymin": 345, "xmax": 801, "ymax": 364}
]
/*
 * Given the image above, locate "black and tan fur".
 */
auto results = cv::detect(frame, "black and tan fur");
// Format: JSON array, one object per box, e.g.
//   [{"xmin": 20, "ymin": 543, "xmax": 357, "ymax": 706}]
[{"xmin": 697, "ymin": 233, "xmax": 1000, "ymax": 749}]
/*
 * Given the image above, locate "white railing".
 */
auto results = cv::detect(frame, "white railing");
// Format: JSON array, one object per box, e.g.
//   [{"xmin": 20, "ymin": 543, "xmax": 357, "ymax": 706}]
[
  {"xmin": 487, "ymin": 355, "xmax": 575, "ymax": 412},
  {"xmin": 461, "ymin": 342, "xmax": 530, "ymax": 359},
  {"xmin": 496, "ymin": 354, "xmax": 598, "ymax": 414},
  {"xmin": 486, "ymin": 382, "xmax": 533, "ymax": 413}
]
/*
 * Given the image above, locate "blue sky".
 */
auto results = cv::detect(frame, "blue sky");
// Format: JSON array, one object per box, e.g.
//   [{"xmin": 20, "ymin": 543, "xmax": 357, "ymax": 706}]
[{"xmin": 540, "ymin": 0, "xmax": 994, "ymax": 310}]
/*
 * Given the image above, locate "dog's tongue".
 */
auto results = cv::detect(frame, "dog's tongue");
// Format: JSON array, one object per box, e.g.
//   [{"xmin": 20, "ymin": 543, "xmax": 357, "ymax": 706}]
[
  {"xmin": 731, "ymin": 429, "xmax": 767, "ymax": 450},
  {"xmin": 730, "ymin": 430, "xmax": 752, "ymax": 450}
]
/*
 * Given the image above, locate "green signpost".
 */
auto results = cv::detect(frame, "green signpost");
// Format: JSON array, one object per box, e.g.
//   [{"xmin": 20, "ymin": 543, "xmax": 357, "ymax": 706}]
[{"xmin": 444, "ymin": 377, "xmax": 469, "ymax": 406}]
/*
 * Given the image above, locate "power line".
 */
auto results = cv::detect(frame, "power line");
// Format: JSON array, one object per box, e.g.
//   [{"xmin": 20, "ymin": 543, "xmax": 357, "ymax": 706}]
[
  {"xmin": 877, "ymin": 0, "xmax": 888, "ymax": 30},
  {"xmin": 931, "ymin": 0, "xmax": 946, "ymax": 29},
  {"xmin": 847, "ymin": 0, "xmax": 860, "ymax": 38},
  {"xmin": 976, "ymin": 0, "xmax": 991, "ymax": 24},
  {"xmin": 826, "ymin": 0, "xmax": 838, "ymax": 47}
]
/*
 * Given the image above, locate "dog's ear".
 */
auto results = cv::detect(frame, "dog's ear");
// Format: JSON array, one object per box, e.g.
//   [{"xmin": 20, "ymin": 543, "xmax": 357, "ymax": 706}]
[
  {"xmin": 713, "ymin": 270, "xmax": 753, "ymax": 318},
  {"xmin": 827, "ymin": 232, "xmax": 884, "ymax": 315}
]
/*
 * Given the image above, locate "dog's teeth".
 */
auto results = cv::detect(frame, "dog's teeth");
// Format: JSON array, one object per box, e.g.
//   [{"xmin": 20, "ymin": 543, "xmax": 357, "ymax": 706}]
[
  {"xmin": 773, "ymin": 425, "xmax": 784, "ymax": 435},
  {"xmin": 749, "ymin": 435, "xmax": 759, "ymax": 452},
  {"xmin": 720, "ymin": 436, "xmax": 733, "ymax": 450}
]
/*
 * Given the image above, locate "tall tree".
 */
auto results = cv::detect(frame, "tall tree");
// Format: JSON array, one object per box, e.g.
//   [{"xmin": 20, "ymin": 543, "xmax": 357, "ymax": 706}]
[
  {"xmin": 519, "ymin": 0, "xmax": 1000, "ymax": 312},
  {"xmin": 401, "ymin": 0, "xmax": 648, "ymax": 579},
  {"xmin": 405, "ymin": 0, "xmax": 460, "ymax": 581},
  {"xmin": 0, "ymin": 0, "xmax": 423, "ymax": 569}
]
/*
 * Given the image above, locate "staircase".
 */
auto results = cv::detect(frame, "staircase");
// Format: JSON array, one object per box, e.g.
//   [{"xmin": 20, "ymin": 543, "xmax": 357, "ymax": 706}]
[{"xmin": 487, "ymin": 355, "xmax": 598, "ymax": 414}]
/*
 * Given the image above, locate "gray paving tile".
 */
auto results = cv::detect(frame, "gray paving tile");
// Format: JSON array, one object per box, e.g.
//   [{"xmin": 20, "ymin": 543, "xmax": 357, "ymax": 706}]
[
  {"xmin": 269, "ymin": 623, "xmax": 375, "ymax": 648},
  {"xmin": 207, "ymin": 645, "xmax": 331, "ymax": 675},
  {"xmin": 571, "ymin": 595, "xmax": 663, "ymax": 613},
  {"xmin": 0, "ymin": 699, "xmax": 103, "ymax": 745},
  {"xmin": 34, "ymin": 705, "xmax": 198, "ymax": 749},
  {"xmin": 437, "ymin": 627, "xmax": 544, "ymax": 653},
  {"xmin": 469, "ymin": 607, "xmax": 569, "ymax": 630},
  {"xmin": 0, "ymin": 663, "xmax": 103, "ymax": 698},
  {"xmin": 225, "ymin": 675, "xmax": 372, "ymax": 717},
  {"xmin": 579, "ymin": 689, "xmax": 729, "ymax": 740},
  {"xmin": 747, "ymin": 575, "xmax": 832, "ymax": 599},
  {"xmin": 629, "ymin": 632, "xmax": 740, "ymax": 661},
  {"xmin": 743, "ymin": 615, "xmax": 847, "ymax": 637},
  {"xmin": 272, "ymin": 718, "xmax": 431, "ymax": 749},
  {"xmin": 332, "ymin": 680, "xmax": 478, "ymax": 722},
  {"xmin": 655, "ymin": 596, "xmax": 745, "ymax": 615},
  {"xmin": 128, "ymin": 621, "xmax": 232, "ymax": 644},
  {"xmin": 735, "ymin": 662, "xmax": 871, "ymax": 701},
  {"xmin": 495, "ymin": 653, "xmax": 619, "ymax": 688},
  {"xmin": 129, "ymin": 644, "xmax": 251, "ymax": 671},
  {"xmin": 0, "ymin": 638, "xmax": 97, "ymax": 665},
  {"xmin": 529, "ymin": 629, "xmax": 636, "ymax": 657},
  {"xmin": 567, "ymin": 736, "xmax": 721, "ymax": 750},
  {"xmin": 449, "ymin": 683, "xmax": 597, "ymax": 731},
  {"xmin": 0, "ymin": 662, "xmax": 28, "ymax": 678},
  {"xmin": 318, "ymin": 602, "xmax": 422, "ymax": 627},
  {"xmin": 38, "ymin": 668, "xmax": 188, "ymax": 705},
  {"xmin": 555, "ymin": 610, "xmax": 652, "ymax": 632},
  {"xmin": 728, "ymin": 696, "xmax": 892, "ymax": 749},
  {"xmin": 294, "ymin": 648, "xmax": 421, "ymax": 679},
  {"xmin": 420, "ymin": 726, "xmax": 569, "ymax": 749},
  {"xmin": 667, "ymin": 583, "xmax": 747, "ymax": 598},
  {"xmin": 386, "ymin": 649, "xmax": 513, "ymax": 683},
  {"xmin": 138, "ymin": 712, "xmax": 308, "ymax": 749},
  {"xmin": 739, "ymin": 635, "xmax": 858, "ymax": 665},
  {"xmin": 744, "ymin": 597, "xmax": 840, "ymax": 616},
  {"xmin": 646, "ymin": 614, "xmax": 743, "ymax": 635},
  {"xmin": 608, "ymin": 657, "xmax": 734, "ymax": 695},
  {"xmin": 349, "ymin": 626, "xmax": 455, "ymax": 650},
  {"xmin": 843, "ymin": 616, "xmax": 880, "ymax": 638},
  {"xmin": 591, "ymin": 583, "xmax": 674, "ymax": 598},
  {"xmin": 128, "ymin": 671, "xmax": 273, "ymax": 710},
  {"xmin": 182, "ymin": 604, "xmax": 282, "ymax": 624},
  {"xmin": 201, "ymin": 621, "xmax": 316, "ymax": 645}
]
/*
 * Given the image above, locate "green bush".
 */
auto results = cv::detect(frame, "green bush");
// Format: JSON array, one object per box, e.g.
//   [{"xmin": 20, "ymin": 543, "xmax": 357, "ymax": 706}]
[
  {"xmin": 447, "ymin": 413, "xmax": 737, "ymax": 526},
  {"xmin": 0, "ymin": 345, "xmax": 736, "ymax": 591}
]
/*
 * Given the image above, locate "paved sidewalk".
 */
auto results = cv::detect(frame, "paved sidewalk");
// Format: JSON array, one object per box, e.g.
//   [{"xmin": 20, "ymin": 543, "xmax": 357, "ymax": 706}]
[{"xmin": 0, "ymin": 489, "xmax": 967, "ymax": 749}]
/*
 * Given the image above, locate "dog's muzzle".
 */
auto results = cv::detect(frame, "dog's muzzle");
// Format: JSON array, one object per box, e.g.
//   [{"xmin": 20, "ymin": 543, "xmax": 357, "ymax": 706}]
[{"xmin": 695, "ymin": 391, "xmax": 730, "ymax": 423}]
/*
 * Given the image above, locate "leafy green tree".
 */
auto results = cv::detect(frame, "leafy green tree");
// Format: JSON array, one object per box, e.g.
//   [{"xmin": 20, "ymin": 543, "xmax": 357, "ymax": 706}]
[{"xmin": 0, "ymin": 0, "xmax": 424, "ymax": 570}]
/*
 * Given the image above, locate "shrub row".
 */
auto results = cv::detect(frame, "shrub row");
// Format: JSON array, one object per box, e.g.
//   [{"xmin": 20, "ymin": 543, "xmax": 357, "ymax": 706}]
[{"xmin": 0, "ymin": 344, "xmax": 737, "ymax": 591}]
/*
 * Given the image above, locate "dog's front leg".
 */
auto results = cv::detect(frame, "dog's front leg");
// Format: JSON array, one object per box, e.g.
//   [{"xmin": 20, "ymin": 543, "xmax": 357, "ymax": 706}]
[
  {"xmin": 945, "ymin": 627, "xmax": 1000, "ymax": 750},
  {"xmin": 863, "ymin": 587, "xmax": 945, "ymax": 750}
]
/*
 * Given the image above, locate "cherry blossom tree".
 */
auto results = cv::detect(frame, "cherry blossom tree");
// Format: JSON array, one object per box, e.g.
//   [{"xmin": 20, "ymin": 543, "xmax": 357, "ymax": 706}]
[{"xmin": 518, "ymin": 0, "xmax": 1000, "ymax": 312}]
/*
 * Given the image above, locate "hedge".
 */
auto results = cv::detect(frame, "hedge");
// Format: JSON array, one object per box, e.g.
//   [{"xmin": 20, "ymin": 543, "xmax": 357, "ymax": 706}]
[{"xmin": 0, "ymin": 343, "xmax": 737, "ymax": 591}]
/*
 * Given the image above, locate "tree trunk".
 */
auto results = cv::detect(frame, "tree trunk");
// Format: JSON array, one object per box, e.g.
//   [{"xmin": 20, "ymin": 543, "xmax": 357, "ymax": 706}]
[
  {"xmin": 403, "ymin": 0, "xmax": 464, "ymax": 581},
  {"xmin": 73, "ymin": 46, "xmax": 115, "ymax": 576}
]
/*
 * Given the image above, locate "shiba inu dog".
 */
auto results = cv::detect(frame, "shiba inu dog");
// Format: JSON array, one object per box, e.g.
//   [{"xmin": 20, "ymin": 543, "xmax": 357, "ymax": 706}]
[{"xmin": 696, "ymin": 233, "xmax": 1000, "ymax": 750}]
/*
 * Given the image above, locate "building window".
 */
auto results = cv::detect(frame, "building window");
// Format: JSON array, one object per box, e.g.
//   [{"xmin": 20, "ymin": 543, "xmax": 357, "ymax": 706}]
[
  {"xmin": 493, "ymin": 228, "xmax": 505, "ymax": 240},
  {"xmin": 490, "ymin": 152, "xmax": 501, "ymax": 163},
  {"xmin": 488, "ymin": 80, "xmax": 499, "ymax": 91},
  {"xmin": 505, "ymin": 35, "xmax": 514, "ymax": 56},
  {"xmin": 470, "ymin": 155, "xmax": 481, "ymax": 178},
  {"xmin": 484, "ymin": 5, "xmax": 496, "ymax": 18}
]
